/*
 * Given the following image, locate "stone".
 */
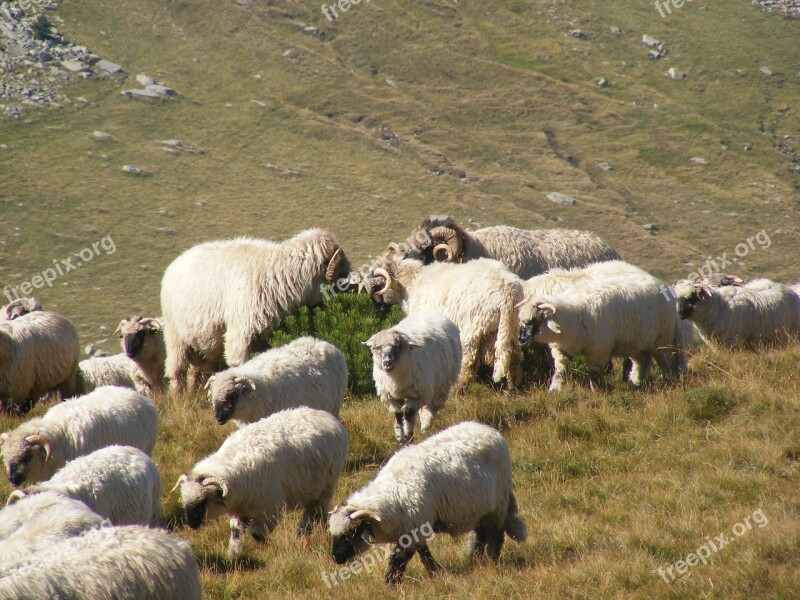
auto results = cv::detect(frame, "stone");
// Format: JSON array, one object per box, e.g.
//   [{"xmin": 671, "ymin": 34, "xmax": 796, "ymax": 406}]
[
  {"xmin": 546, "ymin": 191, "xmax": 576, "ymax": 206},
  {"xmin": 569, "ymin": 29, "xmax": 588, "ymax": 39},
  {"xmin": 121, "ymin": 88, "xmax": 161, "ymax": 100},
  {"xmin": 145, "ymin": 84, "xmax": 176, "ymax": 96},
  {"xmin": 596, "ymin": 77, "xmax": 609, "ymax": 87},
  {"xmin": 641, "ymin": 34, "xmax": 662, "ymax": 48},
  {"xmin": 648, "ymin": 49, "xmax": 663, "ymax": 60},
  {"xmin": 760, "ymin": 66, "xmax": 773, "ymax": 76},
  {"xmin": 60, "ymin": 59, "xmax": 88, "ymax": 72},
  {"xmin": 136, "ymin": 74, "xmax": 156, "ymax": 86},
  {"xmin": 667, "ymin": 67, "xmax": 685, "ymax": 80},
  {"xmin": 689, "ymin": 157, "xmax": 708, "ymax": 165},
  {"xmin": 122, "ymin": 164, "xmax": 142, "ymax": 175},
  {"xmin": 92, "ymin": 130, "xmax": 114, "ymax": 141},
  {"xmin": 609, "ymin": 26, "xmax": 620, "ymax": 35},
  {"xmin": 161, "ymin": 139, "xmax": 182, "ymax": 148},
  {"xmin": 643, "ymin": 223, "xmax": 658, "ymax": 233},
  {"xmin": 597, "ymin": 162, "xmax": 613, "ymax": 171},
  {"xmin": 95, "ymin": 59, "xmax": 123, "ymax": 73}
]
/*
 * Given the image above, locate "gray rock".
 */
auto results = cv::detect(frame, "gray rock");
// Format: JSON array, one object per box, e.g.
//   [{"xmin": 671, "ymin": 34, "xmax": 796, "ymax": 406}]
[
  {"xmin": 609, "ymin": 26, "xmax": 620, "ymax": 35},
  {"xmin": 92, "ymin": 130, "xmax": 114, "ymax": 141},
  {"xmin": 121, "ymin": 88, "xmax": 161, "ymax": 100},
  {"xmin": 122, "ymin": 164, "xmax": 142, "ymax": 175},
  {"xmin": 667, "ymin": 67, "xmax": 685, "ymax": 80},
  {"xmin": 95, "ymin": 59, "xmax": 123, "ymax": 73},
  {"xmin": 546, "ymin": 192, "xmax": 576, "ymax": 206},
  {"xmin": 161, "ymin": 139, "xmax": 182, "ymax": 148},
  {"xmin": 145, "ymin": 84, "xmax": 176, "ymax": 96},
  {"xmin": 60, "ymin": 59, "xmax": 88, "ymax": 72},
  {"xmin": 689, "ymin": 157, "xmax": 708, "ymax": 165},
  {"xmin": 641, "ymin": 34, "xmax": 662, "ymax": 48},
  {"xmin": 760, "ymin": 66, "xmax": 773, "ymax": 76},
  {"xmin": 643, "ymin": 224, "xmax": 658, "ymax": 233},
  {"xmin": 569, "ymin": 29, "xmax": 589, "ymax": 39},
  {"xmin": 136, "ymin": 73, "xmax": 156, "ymax": 86},
  {"xmin": 648, "ymin": 49, "xmax": 663, "ymax": 60},
  {"xmin": 596, "ymin": 77, "xmax": 609, "ymax": 87},
  {"xmin": 597, "ymin": 162, "xmax": 613, "ymax": 171}
]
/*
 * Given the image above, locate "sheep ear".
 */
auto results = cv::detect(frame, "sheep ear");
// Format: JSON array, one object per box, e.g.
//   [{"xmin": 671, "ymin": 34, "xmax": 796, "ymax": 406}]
[
  {"xmin": 363, "ymin": 335, "xmax": 376, "ymax": 348},
  {"xmin": 404, "ymin": 335, "xmax": 423, "ymax": 349},
  {"xmin": 169, "ymin": 473, "xmax": 189, "ymax": 494},
  {"xmin": 113, "ymin": 322, "xmax": 124, "ymax": 337},
  {"xmin": 203, "ymin": 375, "xmax": 216, "ymax": 391},
  {"xmin": 547, "ymin": 320, "xmax": 562, "ymax": 334}
]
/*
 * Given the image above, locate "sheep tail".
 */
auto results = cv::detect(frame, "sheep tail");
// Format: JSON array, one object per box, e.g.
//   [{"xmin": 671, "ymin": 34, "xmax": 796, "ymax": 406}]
[{"xmin": 504, "ymin": 491, "xmax": 527, "ymax": 542}]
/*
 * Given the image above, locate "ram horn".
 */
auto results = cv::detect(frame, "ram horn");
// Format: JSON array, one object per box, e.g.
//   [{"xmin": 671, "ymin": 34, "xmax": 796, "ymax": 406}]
[
  {"xmin": 25, "ymin": 434, "xmax": 51, "ymax": 462},
  {"xmin": 112, "ymin": 321, "xmax": 125, "ymax": 337},
  {"xmin": 537, "ymin": 302, "xmax": 557, "ymax": 316},
  {"xmin": 6, "ymin": 490, "xmax": 27, "ymax": 505},
  {"xmin": 201, "ymin": 476, "xmax": 229, "ymax": 497},
  {"xmin": 428, "ymin": 226, "xmax": 461, "ymax": 262},
  {"xmin": 349, "ymin": 509, "xmax": 382, "ymax": 523},
  {"xmin": 372, "ymin": 268, "xmax": 392, "ymax": 296},
  {"xmin": 325, "ymin": 248, "xmax": 344, "ymax": 283},
  {"xmin": 170, "ymin": 474, "xmax": 189, "ymax": 494}
]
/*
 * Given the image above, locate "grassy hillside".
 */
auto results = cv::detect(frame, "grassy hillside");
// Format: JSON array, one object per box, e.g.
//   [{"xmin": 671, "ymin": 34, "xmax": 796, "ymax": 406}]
[{"xmin": 1, "ymin": 0, "xmax": 799, "ymax": 598}]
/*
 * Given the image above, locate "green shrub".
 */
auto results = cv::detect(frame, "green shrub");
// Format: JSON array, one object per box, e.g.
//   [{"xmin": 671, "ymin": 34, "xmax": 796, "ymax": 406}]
[{"xmin": 269, "ymin": 292, "xmax": 404, "ymax": 396}]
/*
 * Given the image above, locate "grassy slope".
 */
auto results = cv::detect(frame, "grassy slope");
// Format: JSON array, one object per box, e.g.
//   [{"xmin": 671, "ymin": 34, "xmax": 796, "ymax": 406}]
[{"xmin": 1, "ymin": 0, "xmax": 799, "ymax": 598}]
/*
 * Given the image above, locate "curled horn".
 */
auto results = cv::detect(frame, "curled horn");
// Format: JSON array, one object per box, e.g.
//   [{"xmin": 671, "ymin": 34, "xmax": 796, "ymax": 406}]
[
  {"xmin": 326, "ymin": 248, "xmax": 344, "ymax": 283},
  {"xmin": 349, "ymin": 509, "xmax": 381, "ymax": 522},
  {"xmin": 201, "ymin": 476, "xmax": 229, "ymax": 497},
  {"xmin": 693, "ymin": 282, "xmax": 712, "ymax": 297},
  {"xmin": 25, "ymin": 434, "xmax": 51, "ymax": 462},
  {"xmin": 537, "ymin": 302, "xmax": 557, "ymax": 316},
  {"xmin": 372, "ymin": 268, "xmax": 392, "ymax": 296},
  {"xmin": 428, "ymin": 226, "xmax": 461, "ymax": 263},
  {"xmin": 6, "ymin": 490, "xmax": 27, "ymax": 505},
  {"xmin": 140, "ymin": 317, "xmax": 162, "ymax": 333},
  {"xmin": 233, "ymin": 376, "xmax": 256, "ymax": 391}
]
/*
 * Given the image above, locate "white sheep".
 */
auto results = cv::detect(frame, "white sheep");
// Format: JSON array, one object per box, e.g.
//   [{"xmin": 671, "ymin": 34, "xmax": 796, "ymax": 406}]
[
  {"xmin": 0, "ymin": 386, "xmax": 158, "ymax": 486},
  {"xmin": 364, "ymin": 311, "xmax": 461, "ymax": 442},
  {"xmin": 396, "ymin": 217, "xmax": 619, "ymax": 279},
  {"xmin": 518, "ymin": 263, "xmax": 682, "ymax": 391},
  {"xmin": 6, "ymin": 445, "xmax": 161, "ymax": 526},
  {"xmin": 0, "ymin": 525, "xmax": 202, "ymax": 599},
  {"xmin": 0, "ymin": 491, "xmax": 105, "ymax": 567},
  {"xmin": 0, "ymin": 310, "xmax": 79, "ymax": 413},
  {"xmin": 0, "ymin": 297, "xmax": 42, "ymax": 321},
  {"xmin": 161, "ymin": 229, "xmax": 350, "ymax": 392},
  {"xmin": 366, "ymin": 257, "xmax": 523, "ymax": 388},
  {"xmin": 329, "ymin": 421, "xmax": 526, "ymax": 585},
  {"xmin": 205, "ymin": 336, "xmax": 347, "ymax": 426},
  {"xmin": 674, "ymin": 277, "xmax": 800, "ymax": 349},
  {"xmin": 174, "ymin": 406, "xmax": 349, "ymax": 558}
]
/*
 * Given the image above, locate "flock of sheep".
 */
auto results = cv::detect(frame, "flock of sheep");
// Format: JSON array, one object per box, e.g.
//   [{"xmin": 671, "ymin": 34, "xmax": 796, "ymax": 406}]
[{"xmin": 1, "ymin": 217, "xmax": 799, "ymax": 596}]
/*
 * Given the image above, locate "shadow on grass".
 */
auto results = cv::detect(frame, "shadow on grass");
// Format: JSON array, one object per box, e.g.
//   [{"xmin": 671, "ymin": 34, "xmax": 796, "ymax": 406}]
[{"xmin": 199, "ymin": 552, "xmax": 266, "ymax": 574}]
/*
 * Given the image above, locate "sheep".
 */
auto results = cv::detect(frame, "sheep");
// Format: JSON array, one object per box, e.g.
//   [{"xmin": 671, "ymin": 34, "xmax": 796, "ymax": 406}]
[
  {"xmin": 0, "ymin": 297, "xmax": 42, "ymax": 321},
  {"xmin": 364, "ymin": 257, "xmax": 524, "ymax": 388},
  {"xmin": 205, "ymin": 336, "xmax": 347, "ymax": 426},
  {"xmin": 117, "ymin": 315, "xmax": 167, "ymax": 391},
  {"xmin": 673, "ymin": 277, "xmax": 800, "ymax": 349},
  {"xmin": 6, "ymin": 445, "xmax": 161, "ymax": 526},
  {"xmin": 518, "ymin": 262, "xmax": 682, "ymax": 391},
  {"xmin": 364, "ymin": 311, "xmax": 461, "ymax": 442},
  {"xmin": 0, "ymin": 525, "xmax": 202, "ymax": 600},
  {"xmin": 161, "ymin": 229, "xmax": 351, "ymax": 392},
  {"xmin": 174, "ymin": 406, "xmax": 349, "ymax": 558},
  {"xmin": 0, "ymin": 491, "xmax": 105, "ymax": 567},
  {"xmin": 0, "ymin": 386, "xmax": 158, "ymax": 487},
  {"xmin": 392, "ymin": 217, "xmax": 619, "ymax": 279},
  {"xmin": 328, "ymin": 421, "xmax": 526, "ymax": 585},
  {"xmin": 0, "ymin": 310, "xmax": 79, "ymax": 413}
]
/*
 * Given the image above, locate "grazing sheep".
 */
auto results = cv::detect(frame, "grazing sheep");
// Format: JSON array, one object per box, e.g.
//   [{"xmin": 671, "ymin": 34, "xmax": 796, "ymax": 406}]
[
  {"xmin": 329, "ymin": 421, "xmax": 526, "ymax": 585},
  {"xmin": 674, "ymin": 277, "xmax": 800, "ymax": 349},
  {"xmin": 206, "ymin": 336, "xmax": 347, "ymax": 426},
  {"xmin": 364, "ymin": 311, "xmax": 461, "ymax": 442},
  {"xmin": 1, "ymin": 297, "xmax": 42, "ymax": 321},
  {"xmin": 364, "ymin": 257, "xmax": 523, "ymax": 388},
  {"xmin": 0, "ymin": 310, "xmax": 79, "ymax": 413},
  {"xmin": 6, "ymin": 445, "xmax": 161, "ymax": 526},
  {"xmin": 518, "ymin": 263, "xmax": 682, "ymax": 391},
  {"xmin": 161, "ymin": 229, "xmax": 351, "ymax": 392},
  {"xmin": 117, "ymin": 315, "xmax": 167, "ymax": 392},
  {"xmin": 394, "ymin": 217, "xmax": 619, "ymax": 279},
  {"xmin": 0, "ymin": 491, "xmax": 104, "ymax": 567},
  {"xmin": 77, "ymin": 353, "xmax": 142, "ymax": 394},
  {"xmin": 0, "ymin": 525, "xmax": 202, "ymax": 600},
  {"xmin": 0, "ymin": 386, "xmax": 158, "ymax": 486},
  {"xmin": 174, "ymin": 406, "xmax": 349, "ymax": 558}
]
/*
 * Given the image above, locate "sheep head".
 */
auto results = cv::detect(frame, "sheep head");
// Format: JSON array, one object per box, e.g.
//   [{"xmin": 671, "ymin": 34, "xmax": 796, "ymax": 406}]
[
  {"xmin": 674, "ymin": 280, "xmax": 712, "ymax": 320},
  {"xmin": 175, "ymin": 473, "xmax": 229, "ymax": 529},
  {"xmin": 415, "ymin": 217, "xmax": 468, "ymax": 265},
  {"xmin": 2, "ymin": 297, "xmax": 42, "ymax": 321},
  {"xmin": 115, "ymin": 315, "xmax": 163, "ymax": 359},
  {"xmin": 518, "ymin": 302, "xmax": 559, "ymax": 347},
  {"xmin": 328, "ymin": 504, "xmax": 383, "ymax": 564},
  {"xmin": 205, "ymin": 374, "xmax": 256, "ymax": 425},
  {"xmin": 0, "ymin": 431, "xmax": 52, "ymax": 487},
  {"xmin": 325, "ymin": 246, "xmax": 351, "ymax": 284},
  {"xmin": 363, "ymin": 329, "xmax": 421, "ymax": 373}
]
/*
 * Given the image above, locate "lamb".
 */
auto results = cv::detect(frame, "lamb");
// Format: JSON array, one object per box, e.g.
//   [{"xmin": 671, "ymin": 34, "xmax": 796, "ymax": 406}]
[
  {"xmin": 0, "ymin": 491, "xmax": 105, "ymax": 567},
  {"xmin": 0, "ymin": 525, "xmax": 202, "ymax": 600},
  {"xmin": 117, "ymin": 315, "xmax": 167, "ymax": 392},
  {"xmin": 161, "ymin": 229, "xmax": 351, "ymax": 392},
  {"xmin": 364, "ymin": 257, "xmax": 524, "ymax": 388},
  {"xmin": 392, "ymin": 217, "xmax": 619, "ymax": 279},
  {"xmin": 673, "ymin": 277, "xmax": 800, "ymax": 349},
  {"xmin": 518, "ymin": 263, "xmax": 682, "ymax": 391},
  {"xmin": 1, "ymin": 297, "xmax": 42, "ymax": 321},
  {"xmin": 0, "ymin": 386, "xmax": 158, "ymax": 486},
  {"xmin": 0, "ymin": 310, "xmax": 79, "ymax": 413},
  {"xmin": 364, "ymin": 311, "xmax": 461, "ymax": 442},
  {"xmin": 206, "ymin": 336, "xmax": 347, "ymax": 426},
  {"xmin": 6, "ymin": 445, "xmax": 161, "ymax": 526},
  {"xmin": 329, "ymin": 421, "xmax": 526, "ymax": 585},
  {"xmin": 174, "ymin": 406, "xmax": 349, "ymax": 558}
]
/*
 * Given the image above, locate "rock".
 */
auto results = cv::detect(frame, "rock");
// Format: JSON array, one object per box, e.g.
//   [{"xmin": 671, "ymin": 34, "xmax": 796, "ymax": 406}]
[
  {"xmin": 689, "ymin": 157, "xmax": 708, "ymax": 165},
  {"xmin": 385, "ymin": 78, "xmax": 397, "ymax": 88},
  {"xmin": 596, "ymin": 77, "xmax": 609, "ymax": 87},
  {"xmin": 667, "ymin": 67, "xmax": 685, "ymax": 80},
  {"xmin": 641, "ymin": 34, "xmax": 662, "ymax": 48},
  {"xmin": 648, "ymin": 49, "xmax": 663, "ymax": 60},
  {"xmin": 122, "ymin": 164, "xmax": 142, "ymax": 175},
  {"xmin": 251, "ymin": 99, "xmax": 267, "ymax": 107},
  {"xmin": 609, "ymin": 26, "xmax": 620, "ymax": 35},
  {"xmin": 546, "ymin": 192, "xmax": 576, "ymax": 206},
  {"xmin": 121, "ymin": 88, "xmax": 161, "ymax": 100},
  {"xmin": 92, "ymin": 130, "xmax": 114, "ymax": 141},
  {"xmin": 760, "ymin": 66, "xmax": 773, "ymax": 76},
  {"xmin": 145, "ymin": 84, "xmax": 176, "ymax": 96},
  {"xmin": 254, "ymin": 73, "xmax": 262, "ymax": 80},
  {"xmin": 597, "ymin": 162, "xmax": 613, "ymax": 171},
  {"xmin": 95, "ymin": 59, "xmax": 124, "ymax": 73},
  {"xmin": 161, "ymin": 139, "xmax": 182, "ymax": 148},
  {"xmin": 643, "ymin": 224, "xmax": 658, "ymax": 233},
  {"xmin": 136, "ymin": 73, "xmax": 156, "ymax": 86},
  {"xmin": 60, "ymin": 59, "xmax": 88, "ymax": 72},
  {"xmin": 569, "ymin": 29, "xmax": 589, "ymax": 39}
]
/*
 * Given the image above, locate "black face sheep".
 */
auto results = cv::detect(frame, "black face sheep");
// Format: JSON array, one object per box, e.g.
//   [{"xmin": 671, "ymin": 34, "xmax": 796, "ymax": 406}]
[
  {"xmin": 0, "ymin": 386, "xmax": 158, "ymax": 486},
  {"xmin": 364, "ymin": 311, "xmax": 461, "ymax": 442},
  {"xmin": 205, "ymin": 336, "xmax": 347, "ymax": 426},
  {"xmin": 0, "ymin": 310, "xmax": 79, "ymax": 413},
  {"xmin": 328, "ymin": 421, "xmax": 526, "ymax": 585},
  {"xmin": 160, "ymin": 229, "xmax": 351, "ymax": 392},
  {"xmin": 174, "ymin": 406, "xmax": 348, "ymax": 558}
]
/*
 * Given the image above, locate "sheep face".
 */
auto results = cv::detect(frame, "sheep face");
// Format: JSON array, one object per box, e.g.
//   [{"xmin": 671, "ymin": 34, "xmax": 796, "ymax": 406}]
[
  {"xmin": 675, "ymin": 281, "xmax": 712, "ymax": 320},
  {"xmin": 177, "ymin": 476, "xmax": 227, "ymax": 529},
  {"xmin": 206, "ymin": 375, "xmax": 256, "ymax": 425},
  {"xmin": 518, "ymin": 302, "xmax": 558, "ymax": 347},
  {"xmin": 364, "ymin": 330, "xmax": 420, "ymax": 372},
  {"xmin": 328, "ymin": 505, "xmax": 381, "ymax": 564},
  {"xmin": 116, "ymin": 316, "xmax": 162, "ymax": 359},
  {"xmin": 412, "ymin": 217, "xmax": 468, "ymax": 265},
  {"xmin": 0, "ymin": 433, "xmax": 51, "ymax": 486}
]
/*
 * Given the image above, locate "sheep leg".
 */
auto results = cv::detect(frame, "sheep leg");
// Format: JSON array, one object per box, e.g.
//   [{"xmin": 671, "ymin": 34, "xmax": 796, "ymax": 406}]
[
  {"xmin": 418, "ymin": 406, "xmax": 435, "ymax": 433},
  {"xmin": 385, "ymin": 544, "xmax": 416, "ymax": 586},
  {"xmin": 628, "ymin": 352, "xmax": 652, "ymax": 387},
  {"xmin": 484, "ymin": 523, "xmax": 505, "ymax": 563},
  {"xmin": 468, "ymin": 526, "xmax": 487, "ymax": 559},
  {"xmin": 548, "ymin": 347, "xmax": 569, "ymax": 392},
  {"xmin": 402, "ymin": 406, "xmax": 417, "ymax": 442},
  {"xmin": 393, "ymin": 412, "xmax": 405, "ymax": 443},
  {"xmin": 247, "ymin": 518, "xmax": 269, "ymax": 543},
  {"xmin": 166, "ymin": 341, "xmax": 190, "ymax": 393},
  {"xmin": 227, "ymin": 517, "xmax": 247, "ymax": 559},
  {"xmin": 297, "ymin": 503, "xmax": 326, "ymax": 535},
  {"xmin": 653, "ymin": 349, "xmax": 676, "ymax": 383},
  {"xmin": 417, "ymin": 543, "xmax": 441, "ymax": 574},
  {"xmin": 223, "ymin": 329, "xmax": 251, "ymax": 367},
  {"xmin": 456, "ymin": 344, "xmax": 480, "ymax": 389}
]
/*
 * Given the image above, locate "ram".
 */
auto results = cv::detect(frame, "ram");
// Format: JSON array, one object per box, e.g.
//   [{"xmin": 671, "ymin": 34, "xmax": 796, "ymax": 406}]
[
  {"xmin": 206, "ymin": 336, "xmax": 347, "ymax": 426},
  {"xmin": 161, "ymin": 229, "xmax": 350, "ymax": 391},
  {"xmin": 329, "ymin": 421, "xmax": 526, "ymax": 585},
  {"xmin": 116, "ymin": 316, "xmax": 167, "ymax": 393},
  {"xmin": 174, "ymin": 407, "xmax": 348, "ymax": 558},
  {"xmin": 1, "ymin": 297, "xmax": 42, "ymax": 322},
  {"xmin": 393, "ymin": 217, "xmax": 619, "ymax": 279},
  {"xmin": 0, "ymin": 386, "xmax": 158, "ymax": 486},
  {"xmin": 364, "ymin": 257, "xmax": 523, "ymax": 388},
  {"xmin": 364, "ymin": 311, "xmax": 461, "ymax": 442},
  {"xmin": 6, "ymin": 445, "xmax": 161, "ymax": 526},
  {"xmin": 0, "ymin": 525, "xmax": 202, "ymax": 599},
  {"xmin": 0, "ymin": 310, "xmax": 79, "ymax": 413}
]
